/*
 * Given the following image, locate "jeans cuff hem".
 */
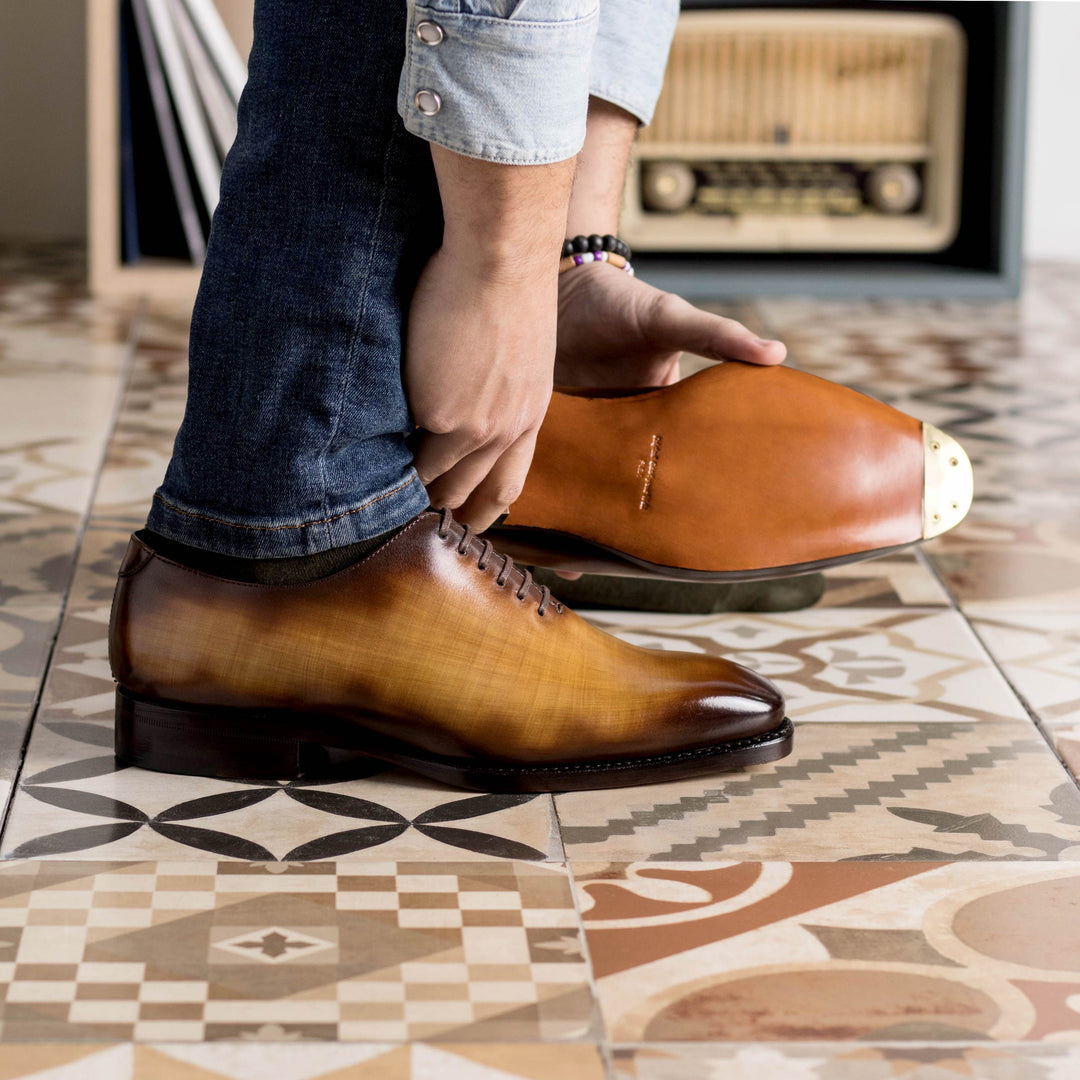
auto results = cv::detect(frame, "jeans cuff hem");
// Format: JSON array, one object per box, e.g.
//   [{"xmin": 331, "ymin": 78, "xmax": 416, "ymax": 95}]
[{"xmin": 146, "ymin": 473, "xmax": 431, "ymax": 558}]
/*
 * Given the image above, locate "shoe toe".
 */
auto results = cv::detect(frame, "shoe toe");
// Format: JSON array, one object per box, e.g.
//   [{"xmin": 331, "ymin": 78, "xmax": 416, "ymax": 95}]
[
  {"xmin": 922, "ymin": 423, "xmax": 973, "ymax": 538},
  {"xmin": 689, "ymin": 658, "xmax": 786, "ymax": 742}
]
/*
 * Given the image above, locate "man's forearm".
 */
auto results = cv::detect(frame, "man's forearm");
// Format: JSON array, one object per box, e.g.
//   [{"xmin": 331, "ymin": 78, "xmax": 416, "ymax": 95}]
[{"xmin": 565, "ymin": 98, "xmax": 638, "ymax": 237}]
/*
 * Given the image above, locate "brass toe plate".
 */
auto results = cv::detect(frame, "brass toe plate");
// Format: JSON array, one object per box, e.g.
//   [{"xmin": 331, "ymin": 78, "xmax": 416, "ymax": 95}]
[{"xmin": 923, "ymin": 423, "xmax": 973, "ymax": 538}]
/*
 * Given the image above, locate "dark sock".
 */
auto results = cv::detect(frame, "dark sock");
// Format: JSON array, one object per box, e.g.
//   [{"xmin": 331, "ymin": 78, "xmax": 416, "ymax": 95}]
[{"xmin": 138, "ymin": 521, "xmax": 408, "ymax": 585}]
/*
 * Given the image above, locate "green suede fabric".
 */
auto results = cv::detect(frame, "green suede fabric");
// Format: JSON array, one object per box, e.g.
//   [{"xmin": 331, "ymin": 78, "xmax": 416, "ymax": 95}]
[{"xmin": 530, "ymin": 566, "xmax": 825, "ymax": 613}]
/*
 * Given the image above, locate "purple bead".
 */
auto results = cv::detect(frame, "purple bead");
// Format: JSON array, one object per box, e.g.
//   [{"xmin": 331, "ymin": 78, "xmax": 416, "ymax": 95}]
[{"xmin": 573, "ymin": 255, "xmax": 584, "ymax": 266}]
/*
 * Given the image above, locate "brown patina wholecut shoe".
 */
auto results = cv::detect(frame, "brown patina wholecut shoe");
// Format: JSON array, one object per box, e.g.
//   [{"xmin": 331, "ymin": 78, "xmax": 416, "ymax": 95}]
[
  {"xmin": 487, "ymin": 362, "xmax": 973, "ymax": 581},
  {"xmin": 109, "ymin": 510, "xmax": 790, "ymax": 792}
]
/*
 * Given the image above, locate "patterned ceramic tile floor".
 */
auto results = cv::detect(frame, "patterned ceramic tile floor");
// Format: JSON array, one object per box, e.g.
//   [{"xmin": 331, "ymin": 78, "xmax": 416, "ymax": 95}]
[{"xmin": 1, "ymin": 243, "xmax": 1079, "ymax": 1077}]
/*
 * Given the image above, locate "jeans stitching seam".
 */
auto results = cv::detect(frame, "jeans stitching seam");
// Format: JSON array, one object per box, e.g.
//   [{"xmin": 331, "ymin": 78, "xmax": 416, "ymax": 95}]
[
  {"xmin": 151, "ymin": 474, "xmax": 420, "ymax": 532},
  {"xmin": 320, "ymin": 84, "xmax": 401, "ymax": 548}
]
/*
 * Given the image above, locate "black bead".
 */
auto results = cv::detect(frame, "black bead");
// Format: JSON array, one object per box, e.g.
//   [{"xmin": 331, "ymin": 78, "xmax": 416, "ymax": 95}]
[
  {"xmin": 561, "ymin": 240, "xmax": 574, "ymax": 258},
  {"xmin": 572, "ymin": 236, "xmax": 590, "ymax": 253},
  {"xmin": 617, "ymin": 240, "xmax": 631, "ymax": 259},
  {"xmin": 588, "ymin": 234, "xmax": 604, "ymax": 251},
  {"xmin": 602, "ymin": 234, "xmax": 617, "ymax": 251}
]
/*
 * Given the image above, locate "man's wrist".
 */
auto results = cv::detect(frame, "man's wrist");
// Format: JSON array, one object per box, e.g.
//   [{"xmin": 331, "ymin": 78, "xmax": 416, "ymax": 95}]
[{"xmin": 432, "ymin": 145, "xmax": 574, "ymax": 274}]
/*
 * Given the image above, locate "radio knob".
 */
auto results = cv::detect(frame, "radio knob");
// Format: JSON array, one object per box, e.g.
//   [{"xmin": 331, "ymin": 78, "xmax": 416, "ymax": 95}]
[
  {"xmin": 641, "ymin": 162, "xmax": 697, "ymax": 213},
  {"xmin": 866, "ymin": 163, "xmax": 921, "ymax": 214}
]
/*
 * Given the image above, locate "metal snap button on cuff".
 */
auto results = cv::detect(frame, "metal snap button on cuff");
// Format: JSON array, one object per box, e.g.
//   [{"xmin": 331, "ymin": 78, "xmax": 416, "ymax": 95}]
[
  {"xmin": 415, "ymin": 89, "xmax": 442, "ymax": 116},
  {"xmin": 416, "ymin": 20, "xmax": 444, "ymax": 45}
]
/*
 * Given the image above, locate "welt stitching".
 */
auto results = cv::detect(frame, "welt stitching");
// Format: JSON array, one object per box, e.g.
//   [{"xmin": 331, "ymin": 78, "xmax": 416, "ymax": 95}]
[{"xmin": 151, "ymin": 473, "xmax": 419, "ymax": 532}]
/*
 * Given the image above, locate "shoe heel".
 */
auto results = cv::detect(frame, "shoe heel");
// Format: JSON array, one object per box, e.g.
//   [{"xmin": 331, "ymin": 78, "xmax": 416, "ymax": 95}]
[{"xmin": 114, "ymin": 687, "xmax": 371, "ymax": 782}]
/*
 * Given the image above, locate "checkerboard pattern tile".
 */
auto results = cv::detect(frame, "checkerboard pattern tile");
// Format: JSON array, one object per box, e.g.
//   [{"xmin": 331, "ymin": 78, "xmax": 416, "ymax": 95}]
[
  {"xmin": 0, "ymin": 1043, "xmax": 607, "ymax": 1079},
  {"xmin": 0, "ymin": 860, "xmax": 593, "ymax": 1043}
]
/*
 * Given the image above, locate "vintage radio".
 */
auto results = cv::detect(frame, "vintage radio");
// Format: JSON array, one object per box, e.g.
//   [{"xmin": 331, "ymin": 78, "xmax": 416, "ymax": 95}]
[{"xmin": 621, "ymin": 10, "xmax": 966, "ymax": 253}]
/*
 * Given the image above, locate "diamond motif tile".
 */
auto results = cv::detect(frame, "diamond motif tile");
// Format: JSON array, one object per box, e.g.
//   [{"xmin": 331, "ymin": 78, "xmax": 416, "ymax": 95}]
[
  {"xmin": 555, "ymin": 722, "xmax": 1080, "ymax": 862},
  {"xmin": 212, "ymin": 925, "xmax": 337, "ymax": 965},
  {"xmin": 574, "ymin": 861, "xmax": 1080, "ymax": 1043},
  {"xmin": 0, "ymin": 860, "xmax": 593, "ymax": 1043}
]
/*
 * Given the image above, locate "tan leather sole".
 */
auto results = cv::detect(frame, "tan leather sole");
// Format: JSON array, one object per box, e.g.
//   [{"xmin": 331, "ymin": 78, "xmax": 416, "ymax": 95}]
[{"xmin": 490, "ymin": 363, "xmax": 972, "ymax": 581}]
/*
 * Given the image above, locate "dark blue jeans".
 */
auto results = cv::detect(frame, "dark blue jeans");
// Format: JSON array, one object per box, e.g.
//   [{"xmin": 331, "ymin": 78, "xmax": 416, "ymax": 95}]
[{"xmin": 148, "ymin": 0, "xmax": 439, "ymax": 557}]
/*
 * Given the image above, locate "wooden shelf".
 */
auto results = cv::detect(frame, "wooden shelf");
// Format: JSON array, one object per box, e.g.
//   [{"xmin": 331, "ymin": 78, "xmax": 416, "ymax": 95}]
[{"xmin": 86, "ymin": 0, "xmax": 252, "ymax": 301}]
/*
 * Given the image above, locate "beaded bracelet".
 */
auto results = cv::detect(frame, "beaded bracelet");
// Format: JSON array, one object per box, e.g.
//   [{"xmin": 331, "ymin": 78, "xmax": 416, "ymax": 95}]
[
  {"xmin": 562, "ymin": 233, "xmax": 632, "ymax": 260},
  {"xmin": 558, "ymin": 250, "xmax": 634, "ymax": 276}
]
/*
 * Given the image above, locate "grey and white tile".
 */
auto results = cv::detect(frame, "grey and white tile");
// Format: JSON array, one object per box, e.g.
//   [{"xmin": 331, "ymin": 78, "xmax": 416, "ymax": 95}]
[
  {"xmin": 555, "ymin": 721, "xmax": 1080, "ymax": 862},
  {"xmin": 585, "ymin": 607, "xmax": 1029, "ymax": 725}
]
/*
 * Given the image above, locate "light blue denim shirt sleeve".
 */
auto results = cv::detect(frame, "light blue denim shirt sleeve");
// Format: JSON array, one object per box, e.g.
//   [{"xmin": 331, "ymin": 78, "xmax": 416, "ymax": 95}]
[
  {"xmin": 590, "ymin": 0, "xmax": 679, "ymax": 127},
  {"xmin": 399, "ymin": 0, "xmax": 601, "ymax": 165}
]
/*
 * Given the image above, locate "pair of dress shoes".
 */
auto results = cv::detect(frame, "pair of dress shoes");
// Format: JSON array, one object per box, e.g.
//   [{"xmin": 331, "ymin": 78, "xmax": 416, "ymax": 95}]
[{"xmin": 110, "ymin": 363, "xmax": 972, "ymax": 792}]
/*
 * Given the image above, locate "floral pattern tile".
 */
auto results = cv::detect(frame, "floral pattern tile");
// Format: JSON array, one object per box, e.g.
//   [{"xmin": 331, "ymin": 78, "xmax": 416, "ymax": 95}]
[
  {"xmin": 574, "ymin": 861, "xmax": 1080, "ymax": 1043},
  {"xmin": 816, "ymin": 552, "xmax": 951, "ymax": 609},
  {"xmin": 970, "ymin": 614, "xmax": 1080, "ymax": 729},
  {"xmin": 0, "ymin": 241, "xmax": 137, "ymax": 340},
  {"xmin": 92, "ymin": 330, "xmax": 188, "ymax": 524},
  {"xmin": 0, "ymin": 603, "xmax": 65, "ymax": 710},
  {"xmin": 0, "ymin": 345, "xmax": 128, "ymax": 518},
  {"xmin": 555, "ymin": 722, "xmax": 1080, "ymax": 863},
  {"xmin": 0, "ymin": 860, "xmax": 593, "ymax": 1042},
  {"xmin": 587, "ymin": 608, "xmax": 1028, "ymax": 725},
  {"xmin": 926, "ymin": 518, "xmax": 1080, "ymax": 613},
  {"xmin": 0, "ymin": 1043, "xmax": 606, "ymax": 1079},
  {"xmin": 970, "ymin": 613, "xmax": 1080, "ymax": 782},
  {"xmin": 0, "ymin": 511, "xmax": 85, "ymax": 608},
  {"xmin": 610, "ymin": 1042, "xmax": 1080, "ymax": 1079}
]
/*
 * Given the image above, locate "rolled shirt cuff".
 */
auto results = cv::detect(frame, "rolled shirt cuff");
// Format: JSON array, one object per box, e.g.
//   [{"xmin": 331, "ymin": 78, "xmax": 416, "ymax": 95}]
[
  {"xmin": 590, "ymin": 0, "xmax": 679, "ymax": 126},
  {"xmin": 398, "ymin": 0, "xmax": 599, "ymax": 165}
]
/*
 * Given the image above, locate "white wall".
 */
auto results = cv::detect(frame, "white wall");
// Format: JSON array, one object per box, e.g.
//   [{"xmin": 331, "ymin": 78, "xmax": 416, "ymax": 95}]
[
  {"xmin": 0, "ymin": 0, "xmax": 86, "ymax": 240},
  {"xmin": 1025, "ymin": 0, "xmax": 1080, "ymax": 260},
  {"xmin": 0, "ymin": 0, "xmax": 251, "ymax": 243}
]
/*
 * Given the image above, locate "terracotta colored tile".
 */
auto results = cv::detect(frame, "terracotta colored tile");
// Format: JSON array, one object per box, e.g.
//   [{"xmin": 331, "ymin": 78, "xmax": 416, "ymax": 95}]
[
  {"xmin": 576, "ymin": 861, "xmax": 1080, "ymax": 1043},
  {"xmin": 610, "ymin": 1041, "xmax": 1080, "ymax": 1079}
]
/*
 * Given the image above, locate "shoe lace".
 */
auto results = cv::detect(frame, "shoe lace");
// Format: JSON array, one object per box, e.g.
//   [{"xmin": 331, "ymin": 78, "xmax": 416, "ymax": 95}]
[{"xmin": 437, "ymin": 508, "xmax": 560, "ymax": 617}]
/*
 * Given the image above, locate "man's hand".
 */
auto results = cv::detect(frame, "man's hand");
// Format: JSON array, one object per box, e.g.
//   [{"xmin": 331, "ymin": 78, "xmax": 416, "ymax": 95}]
[
  {"xmin": 555, "ymin": 263, "xmax": 786, "ymax": 389},
  {"xmin": 406, "ymin": 249, "xmax": 556, "ymax": 531},
  {"xmin": 405, "ymin": 146, "xmax": 575, "ymax": 532}
]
